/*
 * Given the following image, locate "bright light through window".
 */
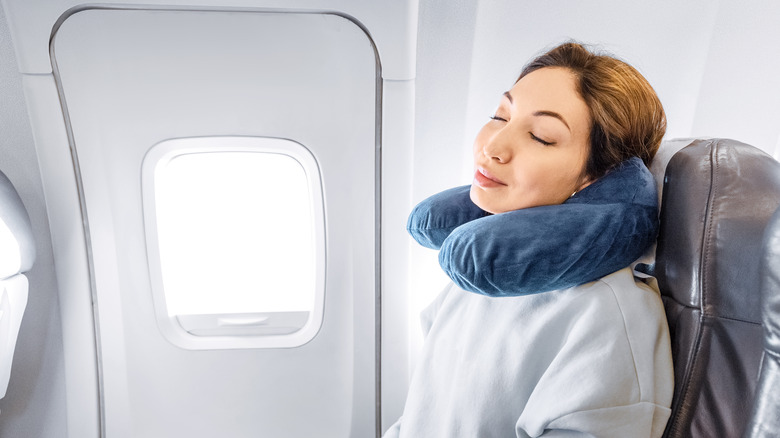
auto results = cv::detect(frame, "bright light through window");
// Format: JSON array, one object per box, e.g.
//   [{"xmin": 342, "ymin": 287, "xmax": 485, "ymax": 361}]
[
  {"xmin": 154, "ymin": 151, "xmax": 316, "ymax": 316},
  {"xmin": 143, "ymin": 137, "xmax": 325, "ymax": 349}
]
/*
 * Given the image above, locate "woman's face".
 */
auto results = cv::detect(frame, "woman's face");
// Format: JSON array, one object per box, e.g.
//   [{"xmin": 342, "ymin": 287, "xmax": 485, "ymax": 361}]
[{"xmin": 470, "ymin": 67, "xmax": 593, "ymax": 214}]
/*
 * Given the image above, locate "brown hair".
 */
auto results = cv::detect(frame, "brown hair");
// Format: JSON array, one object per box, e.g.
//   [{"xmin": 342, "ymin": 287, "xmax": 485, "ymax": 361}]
[{"xmin": 518, "ymin": 42, "xmax": 666, "ymax": 180}]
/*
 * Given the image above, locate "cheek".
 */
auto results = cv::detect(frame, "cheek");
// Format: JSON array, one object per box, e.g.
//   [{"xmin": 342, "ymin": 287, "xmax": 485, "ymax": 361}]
[{"xmin": 507, "ymin": 153, "xmax": 582, "ymax": 203}]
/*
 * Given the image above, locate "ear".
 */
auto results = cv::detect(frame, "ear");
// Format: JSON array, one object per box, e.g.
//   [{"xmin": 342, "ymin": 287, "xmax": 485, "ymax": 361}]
[{"xmin": 576, "ymin": 174, "xmax": 594, "ymax": 193}]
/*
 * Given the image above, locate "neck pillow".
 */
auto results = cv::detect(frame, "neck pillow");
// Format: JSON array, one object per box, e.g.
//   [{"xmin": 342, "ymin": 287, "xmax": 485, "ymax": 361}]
[{"xmin": 407, "ymin": 157, "xmax": 658, "ymax": 296}]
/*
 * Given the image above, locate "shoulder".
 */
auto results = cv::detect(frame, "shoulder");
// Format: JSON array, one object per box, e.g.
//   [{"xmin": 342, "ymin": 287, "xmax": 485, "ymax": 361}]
[
  {"xmin": 531, "ymin": 268, "xmax": 671, "ymax": 405},
  {"xmin": 594, "ymin": 268, "xmax": 670, "ymax": 348},
  {"xmin": 519, "ymin": 268, "xmax": 673, "ymax": 435}
]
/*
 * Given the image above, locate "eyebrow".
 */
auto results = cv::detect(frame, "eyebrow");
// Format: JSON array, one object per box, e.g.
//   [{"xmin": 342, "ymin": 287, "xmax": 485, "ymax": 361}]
[
  {"xmin": 533, "ymin": 110, "xmax": 571, "ymax": 132},
  {"xmin": 502, "ymin": 91, "xmax": 513, "ymax": 104},
  {"xmin": 502, "ymin": 91, "xmax": 571, "ymax": 132}
]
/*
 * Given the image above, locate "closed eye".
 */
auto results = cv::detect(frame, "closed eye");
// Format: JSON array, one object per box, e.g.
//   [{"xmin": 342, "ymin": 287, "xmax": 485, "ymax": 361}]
[
  {"xmin": 490, "ymin": 115, "xmax": 508, "ymax": 122},
  {"xmin": 530, "ymin": 132, "xmax": 554, "ymax": 146}
]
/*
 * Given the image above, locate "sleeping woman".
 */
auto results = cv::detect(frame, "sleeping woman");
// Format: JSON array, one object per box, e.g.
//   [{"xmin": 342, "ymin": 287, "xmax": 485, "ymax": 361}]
[{"xmin": 385, "ymin": 42, "xmax": 674, "ymax": 437}]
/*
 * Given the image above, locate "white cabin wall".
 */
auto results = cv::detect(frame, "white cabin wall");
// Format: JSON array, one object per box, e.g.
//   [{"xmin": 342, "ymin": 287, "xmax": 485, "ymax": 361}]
[
  {"xmin": 3, "ymin": 2, "xmax": 420, "ymax": 436},
  {"xmin": 0, "ymin": 4, "xmax": 69, "ymax": 437},
  {"xmin": 690, "ymin": 0, "xmax": 780, "ymax": 154}
]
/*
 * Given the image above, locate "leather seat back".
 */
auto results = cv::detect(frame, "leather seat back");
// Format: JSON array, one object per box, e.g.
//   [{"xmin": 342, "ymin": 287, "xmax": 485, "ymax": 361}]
[
  {"xmin": 655, "ymin": 139, "xmax": 780, "ymax": 437},
  {"xmin": 744, "ymin": 205, "xmax": 780, "ymax": 437}
]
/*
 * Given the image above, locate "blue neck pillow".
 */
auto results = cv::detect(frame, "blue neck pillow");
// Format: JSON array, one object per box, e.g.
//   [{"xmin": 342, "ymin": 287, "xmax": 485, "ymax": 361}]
[{"xmin": 407, "ymin": 157, "xmax": 658, "ymax": 296}]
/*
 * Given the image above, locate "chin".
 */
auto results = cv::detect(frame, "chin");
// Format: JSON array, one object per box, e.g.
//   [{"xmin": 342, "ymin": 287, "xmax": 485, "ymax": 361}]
[{"xmin": 469, "ymin": 185, "xmax": 501, "ymax": 214}]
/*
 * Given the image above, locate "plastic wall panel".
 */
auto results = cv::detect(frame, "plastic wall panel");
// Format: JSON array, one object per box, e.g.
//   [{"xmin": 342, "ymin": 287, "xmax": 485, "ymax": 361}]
[
  {"xmin": 690, "ymin": 0, "xmax": 780, "ymax": 154},
  {"xmin": 18, "ymin": 73, "xmax": 95, "ymax": 438},
  {"xmin": 0, "ymin": 4, "xmax": 71, "ymax": 436},
  {"xmin": 53, "ymin": 9, "xmax": 377, "ymax": 437},
  {"xmin": 0, "ymin": 0, "xmax": 418, "ymax": 79}
]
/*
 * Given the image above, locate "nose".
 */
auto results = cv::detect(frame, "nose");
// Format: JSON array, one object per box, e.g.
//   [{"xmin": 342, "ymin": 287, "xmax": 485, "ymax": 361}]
[{"xmin": 482, "ymin": 130, "xmax": 513, "ymax": 164}]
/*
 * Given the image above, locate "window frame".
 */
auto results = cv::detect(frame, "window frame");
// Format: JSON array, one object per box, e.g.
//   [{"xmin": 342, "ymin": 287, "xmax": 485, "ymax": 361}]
[{"xmin": 141, "ymin": 136, "xmax": 326, "ymax": 350}]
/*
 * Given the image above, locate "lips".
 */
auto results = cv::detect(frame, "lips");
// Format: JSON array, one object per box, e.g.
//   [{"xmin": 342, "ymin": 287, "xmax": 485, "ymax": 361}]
[{"xmin": 474, "ymin": 167, "xmax": 507, "ymax": 188}]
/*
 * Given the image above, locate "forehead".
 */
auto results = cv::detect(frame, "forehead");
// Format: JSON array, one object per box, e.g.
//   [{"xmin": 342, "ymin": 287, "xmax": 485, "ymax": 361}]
[{"xmin": 508, "ymin": 67, "xmax": 590, "ymax": 130}]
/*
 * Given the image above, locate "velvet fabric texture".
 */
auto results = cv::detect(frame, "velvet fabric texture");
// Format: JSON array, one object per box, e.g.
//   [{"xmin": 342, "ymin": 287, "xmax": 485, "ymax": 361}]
[{"xmin": 407, "ymin": 157, "xmax": 658, "ymax": 296}]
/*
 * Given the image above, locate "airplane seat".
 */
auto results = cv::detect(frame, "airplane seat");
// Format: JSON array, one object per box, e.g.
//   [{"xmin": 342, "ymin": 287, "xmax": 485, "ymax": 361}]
[
  {"xmin": 744, "ymin": 205, "xmax": 780, "ymax": 437},
  {"xmin": 653, "ymin": 138, "xmax": 780, "ymax": 437},
  {"xmin": 0, "ymin": 170, "xmax": 35, "ymax": 402}
]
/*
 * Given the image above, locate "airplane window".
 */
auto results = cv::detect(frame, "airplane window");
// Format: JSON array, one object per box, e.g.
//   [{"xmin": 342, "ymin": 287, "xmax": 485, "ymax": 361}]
[
  {"xmin": 156, "ymin": 152, "xmax": 315, "ymax": 315},
  {"xmin": 142, "ymin": 137, "xmax": 325, "ymax": 349}
]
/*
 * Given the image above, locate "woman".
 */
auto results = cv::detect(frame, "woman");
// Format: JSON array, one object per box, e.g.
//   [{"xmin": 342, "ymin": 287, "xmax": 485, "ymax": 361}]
[{"xmin": 385, "ymin": 42, "xmax": 673, "ymax": 437}]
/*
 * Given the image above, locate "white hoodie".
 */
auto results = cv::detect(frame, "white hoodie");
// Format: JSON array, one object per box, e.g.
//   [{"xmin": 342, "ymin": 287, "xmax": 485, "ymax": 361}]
[{"xmin": 384, "ymin": 267, "xmax": 673, "ymax": 438}]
